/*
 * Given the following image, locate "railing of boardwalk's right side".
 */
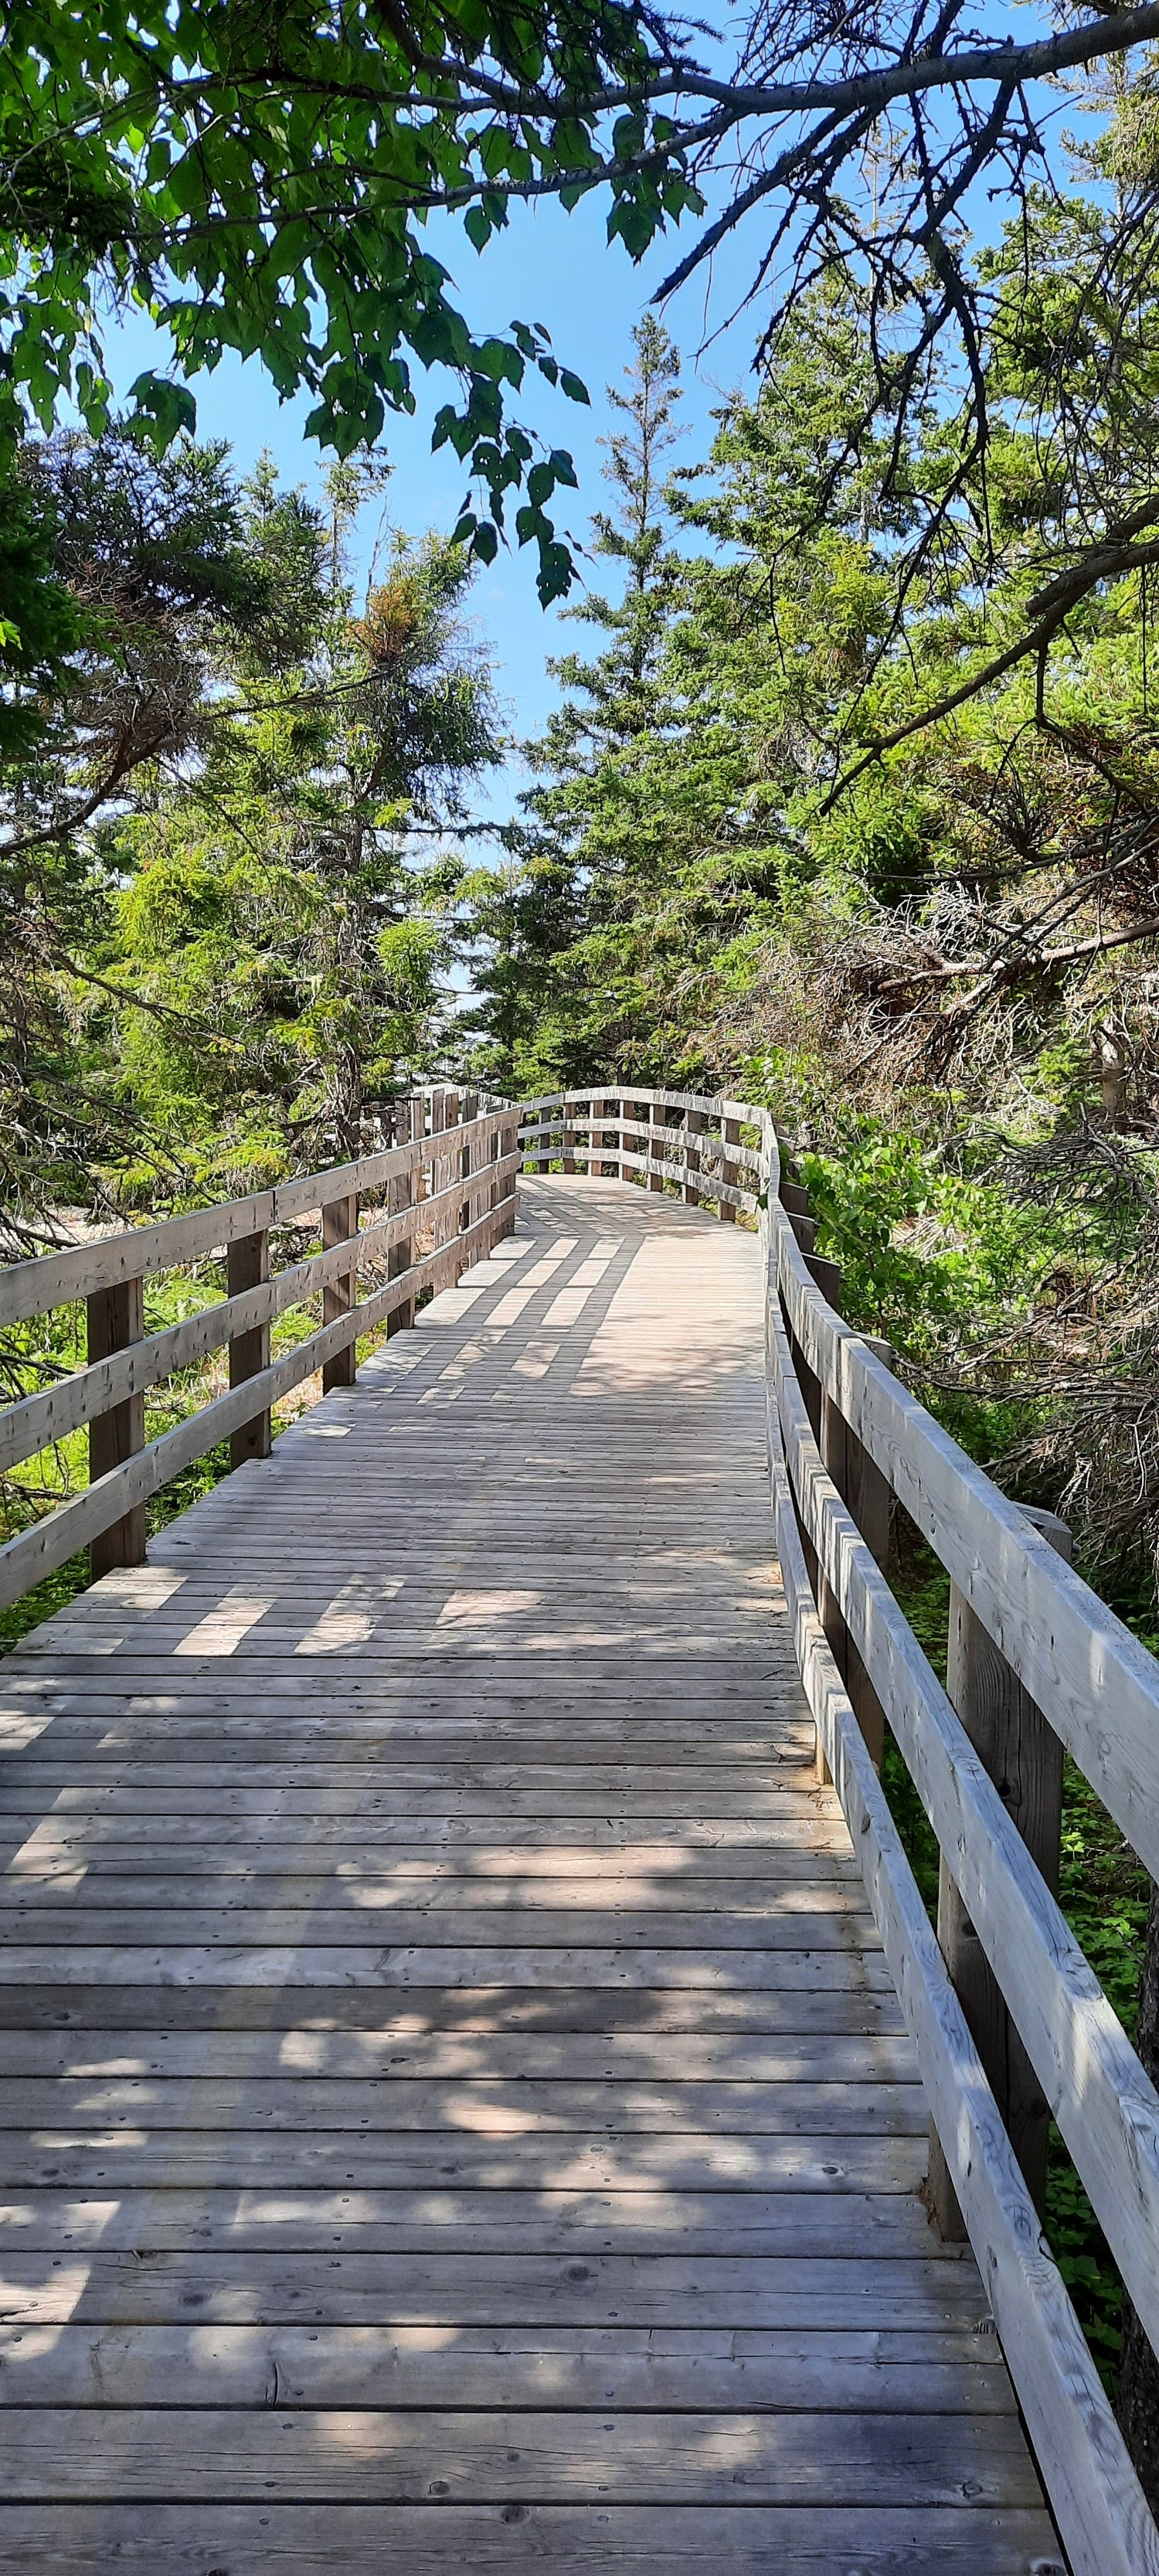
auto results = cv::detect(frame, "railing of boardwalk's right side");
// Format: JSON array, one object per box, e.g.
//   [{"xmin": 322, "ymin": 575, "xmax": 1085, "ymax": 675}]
[
  {"xmin": 0, "ymin": 1090, "xmax": 521, "ymax": 1617},
  {"xmin": 519, "ymin": 1086, "xmax": 1159, "ymax": 2576}
]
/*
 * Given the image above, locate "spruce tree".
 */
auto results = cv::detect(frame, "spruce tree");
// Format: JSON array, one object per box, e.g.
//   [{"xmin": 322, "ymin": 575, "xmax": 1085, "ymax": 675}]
[{"xmin": 489, "ymin": 317, "xmax": 686, "ymax": 1087}]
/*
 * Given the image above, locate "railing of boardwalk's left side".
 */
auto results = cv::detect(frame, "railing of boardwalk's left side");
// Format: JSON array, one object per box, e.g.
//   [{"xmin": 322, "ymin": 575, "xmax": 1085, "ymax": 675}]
[
  {"xmin": 518, "ymin": 1083, "xmax": 1159, "ymax": 2576},
  {"xmin": 0, "ymin": 1090, "xmax": 520, "ymax": 1615}
]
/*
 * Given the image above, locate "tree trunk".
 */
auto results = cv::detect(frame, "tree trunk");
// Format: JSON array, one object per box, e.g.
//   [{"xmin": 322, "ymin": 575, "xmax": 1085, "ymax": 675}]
[{"xmin": 1117, "ymin": 1882, "xmax": 1159, "ymax": 2510}]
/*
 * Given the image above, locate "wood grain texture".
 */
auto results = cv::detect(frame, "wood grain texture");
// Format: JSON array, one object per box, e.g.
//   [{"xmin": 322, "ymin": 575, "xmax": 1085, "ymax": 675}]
[
  {"xmin": 0, "ymin": 1172, "xmax": 1054, "ymax": 2572},
  {"xmin": 930, "ymin": 1511, "xmax": 1071, "ymax": 2232},
  {"xmin": 0, "ymin": 1097, "xmax": 514, "ymax": 1325},
  {"xmin": 0, "ymin": 1170, "xmax": 521, "ymax": 1612},
  {"xmin": 85, "ymin": 1274, "xmax": 146, "ymax": 1577},
  {"xmin": 770, "ymin": 1285, "xmax": 1157, "ymax": 2576},
  {"xmin": 0, "ymin": 2506, "xmax": 1064, "ymax": 2573},
  {"xmin": 774, "ymin": 1288, "xmax": 1159, "ymax": 2373},
  {"xmin": 775, "ymin": 1188, "xmax": 1159, "ymax": 1882}
]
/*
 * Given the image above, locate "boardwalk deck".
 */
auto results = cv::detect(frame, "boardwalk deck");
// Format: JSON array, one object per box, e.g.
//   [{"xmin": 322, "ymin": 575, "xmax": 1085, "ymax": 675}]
[{"xmin": 0, "ymin": 1176, "xmax": 1061, "ymax": 2572}]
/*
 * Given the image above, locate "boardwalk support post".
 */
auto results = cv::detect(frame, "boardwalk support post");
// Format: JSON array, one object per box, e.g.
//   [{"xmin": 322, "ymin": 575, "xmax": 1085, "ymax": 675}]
[
  {"xmin": 928, "ymin": 1502, "xmax": 1072, "ymax": 2236},
  {"xmin": 501, "ymin": 1116, "xmax": 519, "ymax": 1235},
  {"xmin": 778, "ymin": 1167, "xmax": 892, "ymax": 1778},
  {"xmin": 610, "ymin": 1096, "xmax": 624, "ymax": 1179},
  {"xmin": 87, "ymin": 1276, "xmax": 148, "ymax": 1575},
  {"xmin": 649, "ymin": 1099, "xmax": 666, "ymax": 1192},
  {"xmin": 535, "ymin": 1092, "xmax": 552, "ymax": 1175},
  {"xmin": 824, "ymin": 1334, "xmax": 893, "ymax": 1770},
  {"xmin": 387, "ymin": 1098, "xmax": 414, "ymax": 1338},
  {"xmin": 593, "ymin": 1095, "xmax": 617, "ymax": 1180},
  {"xmin": 685, "ymin": 1106, "xmax": 705, "ymax": 1206},
  {"xmin": 227, "ymin": 1228, "xmax": 272, "ymax": 1468},
  {"xmin": 719, "ymin": 1115, "xmax": 740, "ymax": 1221},
  {"xmin": 321, "ymin": 1193, "xmax": 359, "ymax": 1391},
  {"xmin": 458, "ymin": 1091, "xmax": 477, "ymax": 1258}
]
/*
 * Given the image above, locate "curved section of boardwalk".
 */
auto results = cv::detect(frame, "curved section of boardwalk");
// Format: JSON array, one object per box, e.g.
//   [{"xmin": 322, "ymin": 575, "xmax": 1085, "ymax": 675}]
[{"xmin": 0, "ymin": 1177, "xmax": 1056, "ymax": 2572}]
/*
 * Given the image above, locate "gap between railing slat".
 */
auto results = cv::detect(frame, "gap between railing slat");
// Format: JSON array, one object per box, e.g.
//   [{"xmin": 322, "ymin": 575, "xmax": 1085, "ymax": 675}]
[
  {"xmin": 770, "ymin": 1405, "xmax": 1158, "ymax": 2576},
  {"xmin": 770, "ymin": 1286, "xmax": 1159, "ymax": 2367}
]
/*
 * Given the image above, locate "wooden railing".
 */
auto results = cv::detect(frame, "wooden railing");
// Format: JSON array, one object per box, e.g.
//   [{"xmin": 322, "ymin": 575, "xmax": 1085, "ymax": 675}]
[
  {"xmin": 5, "ymin": 1077, "xmax": 1159, "ymax": 2567},
  {"xmin": 0, "ymin": 1091, "xmax": 520, "ymax": 1615},
  {"xmin": 518, "ymin": 1084, "xmax": 1159, "ymax": 2576}
]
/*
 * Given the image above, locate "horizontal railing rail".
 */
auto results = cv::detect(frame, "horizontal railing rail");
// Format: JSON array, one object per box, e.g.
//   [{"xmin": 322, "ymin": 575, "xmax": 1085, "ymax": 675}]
[
  {"xmin": 520, "ymin": 1081, "xmax": 1159, "ymax": 2576},
  {"xmin": 0, "ymin": 1090, "xmax": 520, "ymax": 1614},
  {"xmin": 6, "ymin": 1074, "xmax": 1159, "ymax": 2565}
]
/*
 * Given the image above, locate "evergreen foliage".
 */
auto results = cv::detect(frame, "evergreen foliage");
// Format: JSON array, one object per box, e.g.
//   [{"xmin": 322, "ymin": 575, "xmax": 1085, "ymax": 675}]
[{"xmin": 0, "ymin": 434, "xmax": 498, "ymax": 1232}]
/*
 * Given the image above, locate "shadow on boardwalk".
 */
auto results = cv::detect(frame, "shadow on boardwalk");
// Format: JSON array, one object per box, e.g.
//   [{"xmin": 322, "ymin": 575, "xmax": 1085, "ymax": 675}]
[{"xmin": 0, "ymin": 1176, "xmax": 1059, "ymax": 2573}]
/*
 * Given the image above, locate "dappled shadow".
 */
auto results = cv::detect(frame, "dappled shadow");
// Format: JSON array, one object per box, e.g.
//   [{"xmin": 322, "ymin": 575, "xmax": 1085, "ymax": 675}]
[{"xmin": 0, "ymin": 1176, "xmax": 1055, "ymax": 2569}]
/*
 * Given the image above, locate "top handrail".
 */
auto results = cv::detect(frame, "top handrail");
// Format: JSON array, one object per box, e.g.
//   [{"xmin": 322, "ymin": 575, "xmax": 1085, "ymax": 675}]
[
  {"xmin": 0, "ymin": 1091, "xmax": 522, "ymax": 1613},
  {"xmin": 0, "ymin": 1088, "xmax": 507, "ymax": 1327},
  {"xmin": 518, "ymin": 1078, "xmax": 1159, "ymax": 2576},
  {"xmin": 773, "ymin": 1207, "xmax": 1159, "ymax": 1882}
]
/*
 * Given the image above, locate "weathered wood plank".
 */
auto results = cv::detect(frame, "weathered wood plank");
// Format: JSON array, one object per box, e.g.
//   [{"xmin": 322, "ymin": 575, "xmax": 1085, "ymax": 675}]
[
  {"xmin": 0, "ymin": 2506, "xmax": 1064, "ymax": 2574},
  {"xmin": 775, "ymin": 1290, "xmax": 1159, "ymax": 2369},
  {"xmin": 0, "ymin": 1904, "xmax": 876, "ymax": 1949},
  {"xmin": 0, "ymin": 1814, "xmax": 856, "ymax": 1851},
  {"xmin": 0, "ymin": 2028, "xmax": 920, "ymax": 2080},
  {"xmin": 0, "ymin": 2191, "xmax": 974, "ymax": 2258},
  {"xmin": 769, "ymin": 1306, "xmax": 1157, "ymax": 2576},
  {"xmin": 0, "ymin": 2247, "xmax": 1001, "ymax": 2326},
  {"xmin": 777, "ymin": 1196, "xmax": 1159, "ymax": 1882},
  {"xmin": 0, "ymin": 1983, "xmax": 909, "ymax": 2033},
  {"xmin": 0, "ymin": 1106, "xmax": 515, "ymax": 1325},
  {"xmin": 0, "ymin": 1942, "xmax": 896, "ymax": 1988},
  {"xmin": 0, "ymin": 1872, "xmax": 868, "ymax": 1912},
  {"xmin": 0, "ymin": 2132, "xmax": 927, "ymax": 2193},
  {"xmin": 0, "ymin": 2407, "xmax": 1044, "ymax": 2506},
  {"xmin": 0, "ymin": 1162, "xmax": 1050, "ymax": 2571},
  {"xmin": 0, "ymin": 2074, "xmax": 922, "ymax": 2130},
  {"xmin": 0, "ymin": 2322, "xmax": 1017, "ymax": 2410}
]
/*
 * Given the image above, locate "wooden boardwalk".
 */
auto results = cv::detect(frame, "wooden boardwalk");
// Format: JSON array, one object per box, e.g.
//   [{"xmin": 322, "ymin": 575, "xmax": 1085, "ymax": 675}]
[{"xmin": 0, "ymin": 1176, "xmax": 1059, "ymax": 2572}]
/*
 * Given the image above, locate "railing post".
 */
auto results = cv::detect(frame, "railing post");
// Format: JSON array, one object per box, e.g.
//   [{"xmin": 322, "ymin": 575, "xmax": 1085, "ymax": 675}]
[
  {"xmin": 427, "ymin": 1087, "xmax": 444, "ymax": 1224},
  {"xmin": 590, "ymin": 1092, "xmax": 607, "ymax": 1179},
  {"xmin": 807, "ymin": 1251, "xmax": 842, "ymax": 1788},
  {"xmin": 778, "ymin": 1174, "xmax": 824, "ymax": 1438},
  {"xmin": 498, "ymin": 1114, "xmax": 518, "ymax": 1237},
  {"xmin": 719, "ymin": 1116, "xmax": 740, "ymax": 1222},
  {"xmin": 685, "ymin": 1107, "xmax": 705, "ymax": 1206},
  {"xmin": 443, "ymin": 1090, "xmax": 460, "ymax": 1220},
  {"xmin": 227, "ymin": 1229, "xmax": 272, "ymax": 1468},
  {"xmin": 648, "ymin": 1099, "xmax": 665, "ymax": 1193},
  {"xmin": 321, "ymin": 1192, "xmax": 359, "ymax": 1392},
  {"xmin": 535, "ymin": 1094, "xmax": 552, "ymax": 1176},
  {"xmin": 816, "ymin": 1332, "xmax": 895, "ymax": 1771},
  {"xmin": 387, "ymin": 1097, "xmax": 414, "ymax": 1339},
  {"xmin": 928, "ymin": 1503, "xmax": 1072, "ymax": 2237},
  {"xmin": 840, "ymin": 1336, "xmax": 892, "ymax": 1768},
  {"xmin": 776, "ymin": 1167, "xmax": 885, "ymax": 1785},
  {"xmin": 562, "ymin": 1097, "xmax": 576, "ymax": 1176},
  {"xmin": 87, "ymin": 1277, "xmax": 147, "ymax": 1575},
  {"xmin": 457, "ymin": 1093, "xmax": 476, "ymax": 1268}
]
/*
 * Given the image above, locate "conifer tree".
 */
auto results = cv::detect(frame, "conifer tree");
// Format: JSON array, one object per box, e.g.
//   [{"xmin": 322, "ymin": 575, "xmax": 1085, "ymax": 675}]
[{"xmin": 488, "ymin": 318, "xmax": 687, "ymax": 1086}]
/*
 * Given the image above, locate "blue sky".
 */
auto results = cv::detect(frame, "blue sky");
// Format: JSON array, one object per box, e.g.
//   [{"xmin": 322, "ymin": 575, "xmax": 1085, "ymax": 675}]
[
  {"xmin": 100, "ymin": 188, "xmax": 760, "ymax": 807},
  {"xmin": 93, "ymin": 30, "xmax": 1062, "ymax": 829}
]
